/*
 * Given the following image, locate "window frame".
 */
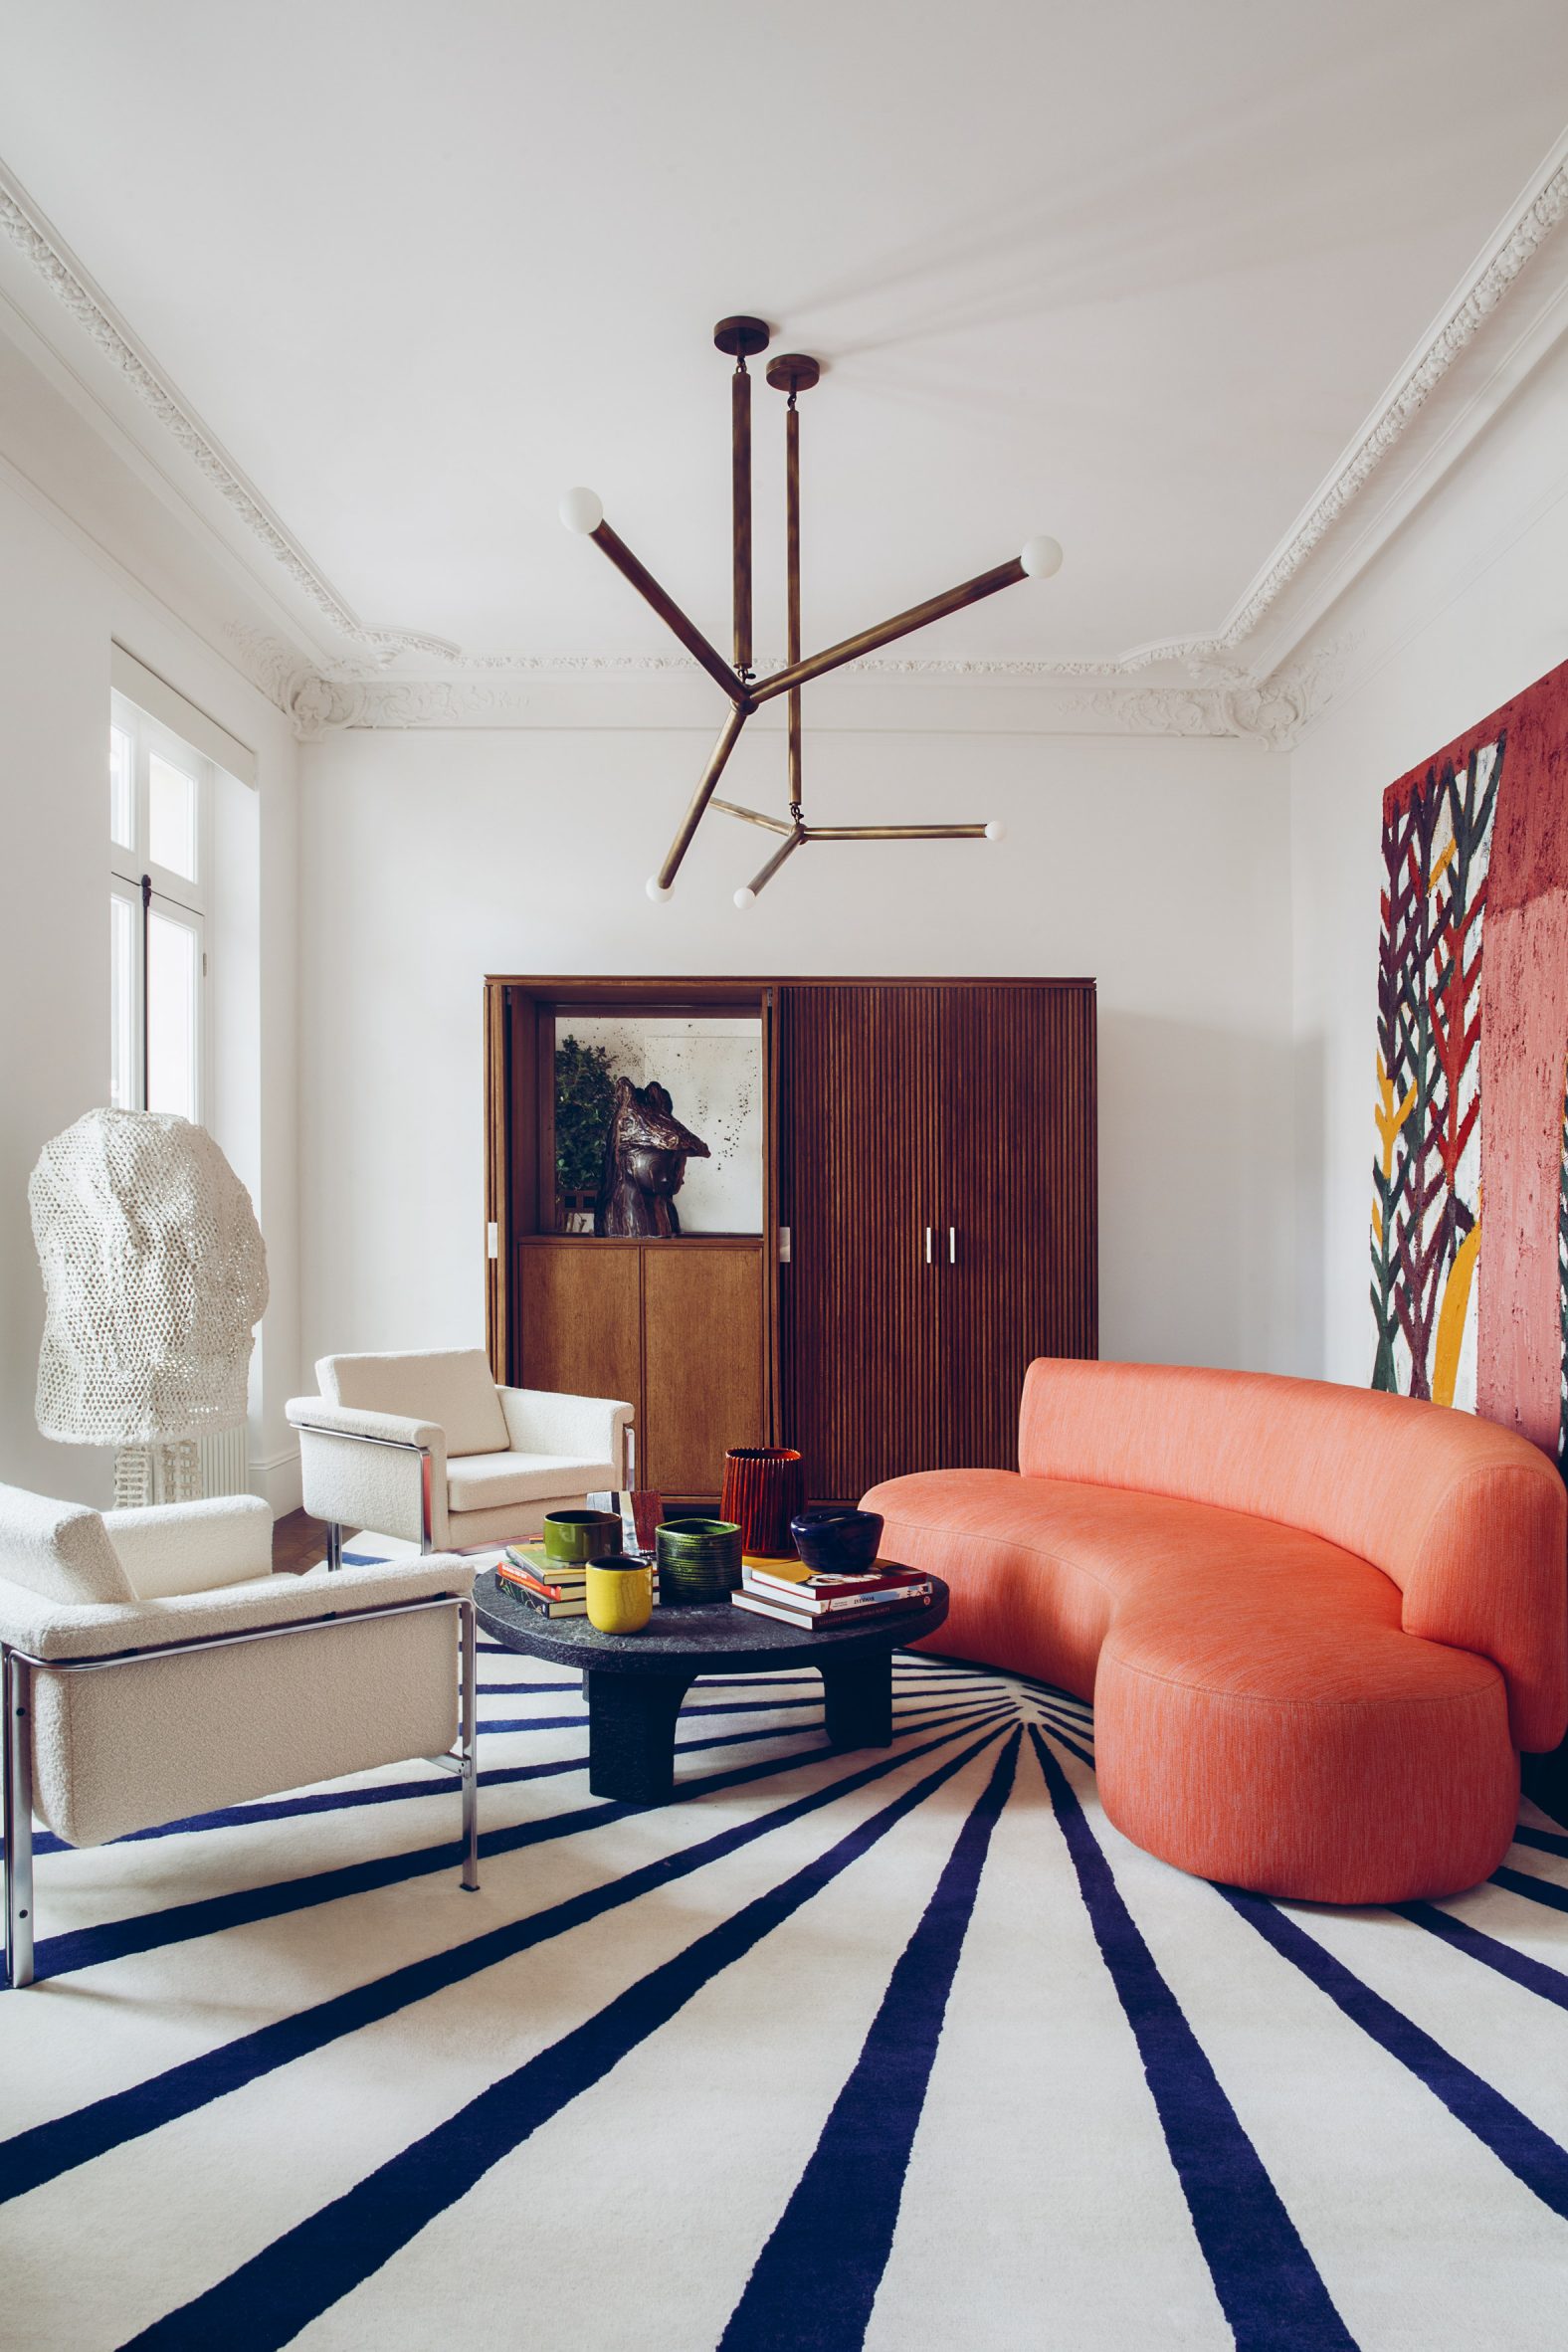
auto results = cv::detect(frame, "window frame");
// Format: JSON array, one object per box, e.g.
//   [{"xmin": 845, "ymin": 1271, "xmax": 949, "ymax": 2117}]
[{"xmin": 109, "ymin": 690, "xmax": 212, "ymax": 1123}]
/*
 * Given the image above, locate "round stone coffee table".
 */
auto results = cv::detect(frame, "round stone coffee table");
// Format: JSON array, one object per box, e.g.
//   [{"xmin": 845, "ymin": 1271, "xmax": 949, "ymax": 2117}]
[{"xmin": 473, "ymin": 1568, "xmax": 950, "ymax": 1804}]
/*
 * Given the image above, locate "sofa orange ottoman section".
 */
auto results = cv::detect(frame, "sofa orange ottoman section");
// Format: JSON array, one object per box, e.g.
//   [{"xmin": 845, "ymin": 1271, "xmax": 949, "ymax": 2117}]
[{"xmin": 864, "ymin": 1360, "xmax": 1568, "ymax": 1904}]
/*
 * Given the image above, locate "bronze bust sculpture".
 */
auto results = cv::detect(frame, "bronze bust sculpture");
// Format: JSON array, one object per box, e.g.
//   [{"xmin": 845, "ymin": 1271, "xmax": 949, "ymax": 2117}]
[{"xmin": 595, "ymin": 1078, "xmax": 711, "ymax": 1238}]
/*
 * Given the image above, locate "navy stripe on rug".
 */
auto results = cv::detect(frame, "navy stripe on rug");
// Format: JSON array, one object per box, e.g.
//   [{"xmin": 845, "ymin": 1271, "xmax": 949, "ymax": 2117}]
[
  {"xmin": 1031, "ymin": 1731, "xmax": 1356, "ymax": 2352},
  {"xmin": 1033, "ymin": 1717, "xmax": 1096, "ymax": 1770},
  {"xmin": 1511, "ymin": 1824, "xmax": 1568, "ymax": 1860},
  {"xmin": 1396, "ymin": 1899, "xmax": 1568, "ymax": 2014},
  {"xmin": 1221, "ymin": 1881, "xmax": 1568, "ymax": 2222},
  {"xmin": 120, "ymin": 1724, "xmax": 1010, "ymax": 2350},
  {"xmin": 1489, "ymin": 1864, "xmax": 1568, "ymax": 1915},
  {"xmin": 719, "ymin": 1732, "xmax": 1020, "ymax": 2350},
  {"xmin": 0, "ymin": 1710, "xmax": 1015, "ymax": 2205},
  {"xmin": 26, "ymin": 1691, "xmax": 1013, "ymax": 1983}
]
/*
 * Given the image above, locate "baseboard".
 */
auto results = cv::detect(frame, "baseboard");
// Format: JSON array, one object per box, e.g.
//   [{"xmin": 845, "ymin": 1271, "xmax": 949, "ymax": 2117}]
[{"xmin": 253, "ymin": 1443, "xmax": 303, "ymax": 1520}]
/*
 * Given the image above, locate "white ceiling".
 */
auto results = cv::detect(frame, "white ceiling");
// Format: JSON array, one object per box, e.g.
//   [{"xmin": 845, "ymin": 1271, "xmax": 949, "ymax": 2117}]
[{"xmin": 1, "ymin": 1, "xmax": 1567, "ymax": 675}]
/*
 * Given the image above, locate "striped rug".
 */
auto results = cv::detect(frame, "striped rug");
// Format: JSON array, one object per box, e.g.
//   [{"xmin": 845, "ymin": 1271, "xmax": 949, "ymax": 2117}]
[{"xmin": 4, "ymin": 1598, "xmax": 1568, "ymax": 2349}]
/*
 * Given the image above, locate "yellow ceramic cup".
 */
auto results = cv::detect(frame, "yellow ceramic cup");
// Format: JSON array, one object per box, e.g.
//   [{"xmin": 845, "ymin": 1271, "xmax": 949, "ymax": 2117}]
[{"xmin": 585, "ymin": 1553, "xmax": 654, "ymax": 1636}]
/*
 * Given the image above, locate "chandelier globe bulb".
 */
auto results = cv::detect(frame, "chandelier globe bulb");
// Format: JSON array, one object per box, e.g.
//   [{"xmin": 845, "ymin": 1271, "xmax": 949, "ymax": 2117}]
[
  {"xmin": 561, "ymin": 487, "xmax": 605, "ymax": 535},
  {"xmin": 1020, "ymin": 535, "xmax": 1063, "ymax": 579},
  {"xmin": 646, "ymin": 877, "xmax": 672, "ymax": 901},
  {"xmin": 985, "ymin": 821, "xmax": 1005, "ymax": 842}
]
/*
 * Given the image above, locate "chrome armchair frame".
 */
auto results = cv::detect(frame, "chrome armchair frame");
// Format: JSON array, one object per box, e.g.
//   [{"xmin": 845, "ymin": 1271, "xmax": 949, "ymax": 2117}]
[
  {"xmin": 287, "ymin": 1420, "xmax": 437, "ymax": 1571},
  {"xmin": 2, "ymin": 1591, "xmax": 478, "ymax": 1990}
]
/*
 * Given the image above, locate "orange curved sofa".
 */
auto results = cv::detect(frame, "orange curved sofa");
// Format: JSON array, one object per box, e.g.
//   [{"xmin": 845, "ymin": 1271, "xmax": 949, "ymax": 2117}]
[{"xmin": 864, "ymin": 1360, "xmax": 1568, "ymax": 1904}]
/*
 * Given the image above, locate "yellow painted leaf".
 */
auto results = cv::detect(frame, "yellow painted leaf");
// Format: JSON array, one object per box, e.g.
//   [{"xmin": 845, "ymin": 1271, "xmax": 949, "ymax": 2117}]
[{"xmin": 1432, "ymin": 1222, "xmax": 1482, "ymax": 1411}]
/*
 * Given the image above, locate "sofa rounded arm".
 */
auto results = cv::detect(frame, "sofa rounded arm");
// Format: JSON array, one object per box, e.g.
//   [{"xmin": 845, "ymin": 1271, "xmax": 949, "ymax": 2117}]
[{"xmin": 0, "ymin": 1552, "xmax": 477, "ymax": 1665}]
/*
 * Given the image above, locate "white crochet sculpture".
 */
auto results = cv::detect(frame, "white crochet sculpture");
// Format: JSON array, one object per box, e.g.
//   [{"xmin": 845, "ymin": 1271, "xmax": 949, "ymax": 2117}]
[{"xmin": 30, "ymin": 1109, "xmax": 269, "ymax": 1505}]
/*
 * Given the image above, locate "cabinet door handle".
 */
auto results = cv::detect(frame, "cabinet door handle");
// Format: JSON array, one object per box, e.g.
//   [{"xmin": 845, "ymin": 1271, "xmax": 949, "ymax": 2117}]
[
  {"xmin": 948, "ymin": 1226, "xmax": 957, "ymax": 1265},
  {"xmin": 924, "ymin": 1225, "xmax": 933, "ymax": 1265}
]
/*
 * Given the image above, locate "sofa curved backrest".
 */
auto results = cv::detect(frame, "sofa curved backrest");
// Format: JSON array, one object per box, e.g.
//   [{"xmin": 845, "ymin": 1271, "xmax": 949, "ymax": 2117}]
[{"xmin": 1018, "ymin": 1359, "xmax": 1568, "ymax": 1750}]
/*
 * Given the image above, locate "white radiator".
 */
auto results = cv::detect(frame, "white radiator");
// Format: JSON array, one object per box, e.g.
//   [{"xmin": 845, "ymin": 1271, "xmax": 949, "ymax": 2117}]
[{"xmin": 197, "ymin": 1424, "xmax": 251, "ymax": 1498}]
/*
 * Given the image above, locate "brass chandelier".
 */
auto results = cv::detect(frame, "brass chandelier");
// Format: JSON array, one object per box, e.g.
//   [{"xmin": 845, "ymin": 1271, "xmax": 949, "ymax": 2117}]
[{"xmin": 561, "ymin": 314, "xmax": 1062, "ymax": 904}]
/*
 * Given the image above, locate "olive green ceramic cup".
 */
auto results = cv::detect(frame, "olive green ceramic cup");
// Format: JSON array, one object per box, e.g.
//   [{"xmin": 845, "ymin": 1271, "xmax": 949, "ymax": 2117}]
[{"xmin": 543, "ymin": 1508, "xmax": 622, "ymax": 1566}]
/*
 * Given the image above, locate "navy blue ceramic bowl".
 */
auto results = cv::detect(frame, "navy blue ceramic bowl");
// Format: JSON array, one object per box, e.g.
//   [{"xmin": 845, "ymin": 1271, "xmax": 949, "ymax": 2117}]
[{"xmin": 790, "ymin": 1505, "xmax": 883, "ymax": 1575}]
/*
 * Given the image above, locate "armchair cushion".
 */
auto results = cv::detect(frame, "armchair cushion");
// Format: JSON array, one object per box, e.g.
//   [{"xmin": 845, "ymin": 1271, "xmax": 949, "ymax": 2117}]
[
  {"xmin": 103, "ymin": 1494, "xmax": 274, "ymax": 1600},
  {"xmin": 317, "ymin": 1348, "xmax": 507, "ymax": 1458},
  {"xmin": 0, "ymin": 1481, "xmax": 134, "ymax": 1607},
  {"xmin": 498, "ymin": 1387, "xmax": 634, "ymax": 1466},
  {"xmin": 446, "ymin": 1450, "xmax": 618, "ymax": 1513}
]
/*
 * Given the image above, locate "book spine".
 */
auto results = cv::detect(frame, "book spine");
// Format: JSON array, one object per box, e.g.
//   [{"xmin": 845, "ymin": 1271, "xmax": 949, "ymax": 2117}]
[
  {"xmin": 741, "ymin": 1575, "xmax": 930, "ymax": 1614},
  {"xmin": 497, "ymin": 1566, "xmax": 576, "ymax": 1603},
  {"xmin": 731, "ymin": 1591, "xmax": 922, "ymax": 1631}
]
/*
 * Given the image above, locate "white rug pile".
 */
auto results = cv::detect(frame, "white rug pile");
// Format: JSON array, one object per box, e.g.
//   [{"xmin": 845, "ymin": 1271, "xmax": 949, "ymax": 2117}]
[{"xmin": 4, "ymin": 1589, "xmax": 1568, "ymax": 2349}]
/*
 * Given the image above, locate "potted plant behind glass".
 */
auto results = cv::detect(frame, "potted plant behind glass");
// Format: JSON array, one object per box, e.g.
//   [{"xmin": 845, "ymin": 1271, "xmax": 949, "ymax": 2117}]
[{"xmin": 554, "ymin": 1035, "xmax": 616, "ymax": 1231}]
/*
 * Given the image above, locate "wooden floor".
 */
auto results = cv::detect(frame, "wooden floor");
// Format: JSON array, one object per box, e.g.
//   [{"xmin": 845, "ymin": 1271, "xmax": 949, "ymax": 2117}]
[{"xmin": 272, "ymin": 1507, "xmax": 330, "ymax": 1575}]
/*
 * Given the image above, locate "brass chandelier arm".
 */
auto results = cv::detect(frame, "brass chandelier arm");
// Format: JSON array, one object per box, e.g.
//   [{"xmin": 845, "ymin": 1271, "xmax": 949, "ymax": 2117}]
[
  {"xmin": 653, "ymin": 704, "xmax": 751, "ymax": 892},
  {"xmin": 786, "ymin": 397, "xmax": 802, "ymax": 806},
  {"xmin": 588, "ymin": 519, "xmax": 749, "ymax": 707},
  {"xmin": 739, "ymin": 824, "xmax": 807, "ymax": 900},
  {"xmin": 732, "ymin": 364, "xmax": 753, "ymax": 675},
  {"xmin": 804, "ymin": 823, "xmax": 992, "ymax": 841},
  {"xmin": 749, "ymin": 555, "xmax": 1028, "ymax": 704},
  {"xmin": 711, "ymin": 798, "xmax": 795, "ymax": 837}
]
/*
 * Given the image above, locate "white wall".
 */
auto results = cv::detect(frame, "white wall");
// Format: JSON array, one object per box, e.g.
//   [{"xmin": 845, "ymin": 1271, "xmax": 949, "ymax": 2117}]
[
  {"xmin": 298, "ymin": 716, "xmax": 1297, "ymax": 1383},
  {"xmin": 1290, "ymin": 332, "xmax": 1568, "ymax": 1386},
  {"xmin": 0, "ymin": 468, "xmax": 302, "ymax": 1510}
]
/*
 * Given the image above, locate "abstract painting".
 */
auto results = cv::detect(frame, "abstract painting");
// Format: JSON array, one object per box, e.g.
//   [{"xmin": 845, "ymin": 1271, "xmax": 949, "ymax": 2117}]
[{"xmin": 1370, "ymin": 652, "xmax": 1568, "ymax": 1461}]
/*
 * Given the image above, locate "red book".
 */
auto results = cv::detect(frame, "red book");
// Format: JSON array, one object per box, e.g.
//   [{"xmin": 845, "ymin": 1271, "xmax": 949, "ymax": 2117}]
[{"xmin": 497, "ymin": 1555, "xmax": 582, "ymax": 1603}]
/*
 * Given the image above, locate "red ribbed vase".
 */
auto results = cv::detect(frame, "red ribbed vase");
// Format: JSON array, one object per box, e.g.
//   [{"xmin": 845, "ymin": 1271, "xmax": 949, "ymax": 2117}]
[{"xmin": 720, "ymin": 1447, "xmax": 805, "ymax": 1559}]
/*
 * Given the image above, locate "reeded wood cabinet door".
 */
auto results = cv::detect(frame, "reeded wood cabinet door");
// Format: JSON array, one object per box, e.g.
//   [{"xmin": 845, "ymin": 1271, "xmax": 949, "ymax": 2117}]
[
  {"xmin": 935, "ymin": 985, "xmax": 1097, "ymax": 1468},
  {"xmin": 776, "ymin": 980, "xmax": 1096, "ymax": 1499},
  {"xmin": 776, "ymin": 985, "xmax": 943, "ymax": 1497}
]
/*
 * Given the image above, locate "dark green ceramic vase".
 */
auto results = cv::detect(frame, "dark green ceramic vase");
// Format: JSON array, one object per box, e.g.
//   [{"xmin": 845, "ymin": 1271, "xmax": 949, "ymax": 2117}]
[{"xmin": 655, "ymin": 1517, "xmax": 743, "ymax": 1605}]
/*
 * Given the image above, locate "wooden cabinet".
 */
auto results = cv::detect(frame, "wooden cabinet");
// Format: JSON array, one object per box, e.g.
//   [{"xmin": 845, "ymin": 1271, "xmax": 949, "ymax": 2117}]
[
  {"xmin": 775, "ymin": 980, "xmax": 1095, "ymax": 1496},
  {"xmin": 774, "ymin": 985, "xmax": 942, "ymax": 1500},
  {"xmin": 514, "ymin": 1237, "xmax": 764, "ymax": 1503},
  {"xmin": 489, "ymin": 975, "xmax": 1096, "ymax": 1512}
]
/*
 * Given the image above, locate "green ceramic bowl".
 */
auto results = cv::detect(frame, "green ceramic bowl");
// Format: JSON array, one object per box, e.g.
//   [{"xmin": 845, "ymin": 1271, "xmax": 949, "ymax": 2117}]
[
  {"xmin": 656, "ymin": 1516, "xmax": 742, "ymax": 1604},
  {"xmin": 543, "ymin": 1508, "xmax": 623, "ymax": 1566}
]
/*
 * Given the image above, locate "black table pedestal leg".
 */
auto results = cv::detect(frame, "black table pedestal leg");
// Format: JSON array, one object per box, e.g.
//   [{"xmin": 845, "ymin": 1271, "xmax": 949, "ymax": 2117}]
[
  {"xmin": 584, "ymin": 1668, "xmax": 692, "ymax": 1802},
  {"xmin": 820, "ymin": 1654, "xmax": 893, "ymax": 1750}
]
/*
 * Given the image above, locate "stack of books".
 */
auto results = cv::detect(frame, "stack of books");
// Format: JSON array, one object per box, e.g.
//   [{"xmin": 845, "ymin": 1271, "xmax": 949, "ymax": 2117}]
[
  {"xmin": 731, "ymin": 1558, "xmax": 932, "ymax": 1631},
  {"xmin": 496, "ymin": 1543, "xmax": 660, "ymax": 1620}
]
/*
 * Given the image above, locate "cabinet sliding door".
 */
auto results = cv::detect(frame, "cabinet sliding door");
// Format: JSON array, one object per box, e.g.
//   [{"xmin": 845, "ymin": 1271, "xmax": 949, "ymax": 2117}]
[
  {"xmin": 776, "ymin": 985, "xmax": 943, "ymax": 1500},
  {"xmin": 936, "ymin": 985, "xmax": 1097, "ymax": 1468}
]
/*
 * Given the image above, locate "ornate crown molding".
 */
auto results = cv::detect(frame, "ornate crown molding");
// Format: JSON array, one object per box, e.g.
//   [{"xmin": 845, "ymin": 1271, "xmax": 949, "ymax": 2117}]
[
  {"xmin": 1057, "ymin": 635, "xmax": 1352, "ymax": 750},
  {"xmin": 1120, "ymin": 132, "xmax": 1568, "ymax": 672},
  {"xmin": 7, "ymin": 127, "xmax": 1565, "ymax": 720},
  {"xmin": 229, "ymin": 621, "xmax": 1352, "ymax": 748}
]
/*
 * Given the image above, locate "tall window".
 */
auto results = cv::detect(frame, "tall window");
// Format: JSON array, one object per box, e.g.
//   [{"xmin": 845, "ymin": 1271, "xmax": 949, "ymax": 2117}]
[{"xmin": 109, "ymin": 691, "xmax": 209, "ymax": 1121}]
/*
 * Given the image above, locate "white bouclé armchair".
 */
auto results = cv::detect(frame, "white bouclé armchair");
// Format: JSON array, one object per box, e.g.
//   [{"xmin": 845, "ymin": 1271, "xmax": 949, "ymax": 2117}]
[
  {"xmin": 288, "ymin": 1348, "xmax": 634, "ymax": 1563},
  {"xmin": 0, "ymin": 1482, "xmax": 480, "ymax": 1990}
]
